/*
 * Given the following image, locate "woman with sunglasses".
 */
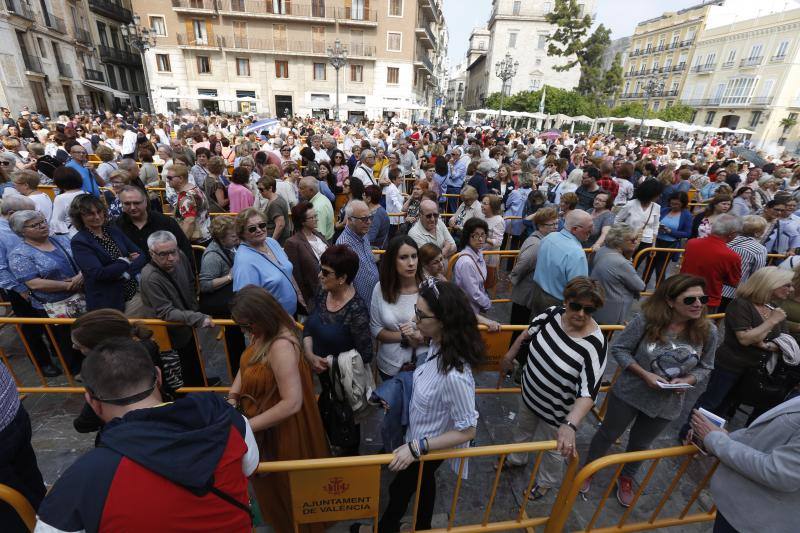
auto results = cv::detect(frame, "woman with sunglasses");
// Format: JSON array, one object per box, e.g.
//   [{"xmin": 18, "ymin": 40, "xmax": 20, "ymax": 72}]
[
  {"xmin": 354, "ymin": 279, "xmax": 484, "ymax": 533},
  {"xmin": 231, "ymin": 208, "xmax": 300, "ymax": 316},
  {"xmin": 499, "ymin": 277, "xmax": 607, "ymax": 501},
  {"xmin": 330, "ymin": 149, "xmax": 349, "ymax": 190},
  {"xmin": 228, "ymin": 286, "xmax": 328, "ymax": 533},
  {"xmin": 584, "ymin": 274, "xmax": 717, "ymax": 507}
]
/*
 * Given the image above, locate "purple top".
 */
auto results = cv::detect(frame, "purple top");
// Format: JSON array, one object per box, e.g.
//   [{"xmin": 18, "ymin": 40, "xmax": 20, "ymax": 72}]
[{"xmin": 452, "ymin": 246, "xmax": 491, "ymax": 314}]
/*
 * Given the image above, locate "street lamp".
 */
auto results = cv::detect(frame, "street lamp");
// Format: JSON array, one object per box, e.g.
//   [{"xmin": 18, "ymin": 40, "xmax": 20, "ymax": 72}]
[
  {"xmin": 638, "ymin": 75, "xmax": 667, "ymax": 138},
  {"xmin": 495, "ymin": 53, "xmax": 518, "ymax": 125},
  {"xmin": 120, "ymin": 15, "xmax": 157, "ymax": 112},
  {"xmin": 327, "ymin": 39, "xmax": 347, "ymax": 121}
]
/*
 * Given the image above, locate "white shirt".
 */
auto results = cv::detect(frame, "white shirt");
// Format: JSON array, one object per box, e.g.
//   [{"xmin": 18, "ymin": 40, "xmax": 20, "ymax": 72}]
[
  {"xmin": 311, "ymin": 146, "xmax": 330, "ymax": 163},
  {"xmin": 383, "ymin": 182, "xmax": 404, "ymax": 225},
  {"xmin": 275, "ymin": 179, "xmax": 298, "ymax": 209},
  {"xmin": 614, "ymin": 199, "xmax": 661, "ymax": 244},
  {"xmin": 31, "ymin": 192, "xmax": 53, "ymax": 221},
  {"xmin": 369, "ymin": 285, "xmax": 427, "ymax": 376},
  {"xmin": 121, "ymin": 129, "xmax": 138, "ymax": 155},
  {"xmin": 50, "ymin": 190, "xmax": 83, "ymax": 236},
  {"xmin": 613, "ymin": 177, "xmax": 634, "ymax": 206}
]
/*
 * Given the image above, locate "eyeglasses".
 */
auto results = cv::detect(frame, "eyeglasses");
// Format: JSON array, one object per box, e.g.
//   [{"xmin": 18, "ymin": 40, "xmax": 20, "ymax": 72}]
[
  {"xmin": 246, "ymin": 222, "xmax": 268, "ymax": 234},
  {"xmin": 422, "ymin": 212, "xmax": 439, "ymax": 219},
  {"xmin": 24, "ymin": 220, "xmax": 47, "ymax": 230},
  {"xmin": 567, "ymin": 301, "xmax": 597, "ymax": 315},
  {"xmin": 540, "ymin": 221, "xmax": 557, "ymax": 227},
  {"xmin": 414, "ymin": 305, "xmax": 436, "ymax": 321},
  {"xmin": 470, "ymin": 232, "xmax": 487, "ymax": 241},
  {"xmin": 152, "ymin": 248, "xmax": 179, "ymax": 258},
  {"xmin": 350, "ymin": 215, "xmax": 374, "ymax": 223},
  {"xmin": 682, "ymin": 295, "xmax": 709, "ymax": 305}
]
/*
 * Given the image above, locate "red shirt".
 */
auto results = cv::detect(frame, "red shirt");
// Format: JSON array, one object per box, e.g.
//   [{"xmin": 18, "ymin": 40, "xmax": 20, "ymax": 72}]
[
  {"xmin": 680, "ymin": 235, "xmax": 741, "ymax": 307},
  {"xmin": 597, "ymin": 176, "xmax": 619, "ymax": 199}
]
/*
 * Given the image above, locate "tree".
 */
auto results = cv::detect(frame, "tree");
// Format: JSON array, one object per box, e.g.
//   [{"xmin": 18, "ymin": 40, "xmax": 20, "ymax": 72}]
[
  {"xmin": 545, "ymin": 0, "xmax": 593, "ymax": 72},
  {"xmin": 658, "ymin": 104, "xmax": 695, "ymax": 123},
  {"xmin": 602, "ymin": 53, "xmax": 624, "ymax": 107},
  {"xmin": 780, "ymin": 116, "xmax": 798, "ymax": 133}
]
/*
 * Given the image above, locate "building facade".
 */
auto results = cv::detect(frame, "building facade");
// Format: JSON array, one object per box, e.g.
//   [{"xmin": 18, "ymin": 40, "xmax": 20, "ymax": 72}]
[
  {"xmin": 463, "ymin": 0, "xmax": 595, "ymax": 110},
  {"xmin": 618, "ymin": 1, "xmax": 722, "ymax": 112},
  {"xmin": 445, "ymin": 58, "xmax": 466, "ymax": 118},
  {"xmin": 131, "ymin": 0, "xmax": 447, "ymax": 121},
  {"xmin": 681, "ymin": 2, "xmax": 800, "ymax": 154}
]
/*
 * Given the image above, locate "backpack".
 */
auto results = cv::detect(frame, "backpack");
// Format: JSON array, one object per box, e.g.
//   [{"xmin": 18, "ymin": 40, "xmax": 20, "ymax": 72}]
[{"xmin": 36, "ymin": 155, "xmax": 62, "ymax": 181}]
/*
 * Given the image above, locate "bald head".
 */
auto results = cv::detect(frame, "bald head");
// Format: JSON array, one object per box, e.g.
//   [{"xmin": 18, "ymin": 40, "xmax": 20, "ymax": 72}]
[
  {"xmin": 346, "ymin": 200, "xmax": 372, "ymax": 236},
  {"xmin": 419, "ymin": 199, "xmax": 440, "ymax": 232},
  {"xmin": 565, "ymin": 209, "xmax": 593, "ymax": 242}
]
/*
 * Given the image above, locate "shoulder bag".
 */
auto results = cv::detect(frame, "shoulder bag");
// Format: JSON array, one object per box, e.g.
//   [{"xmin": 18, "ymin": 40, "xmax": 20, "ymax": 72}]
[{"xmin": 41, "ymin": 238, "xmax": 87, "ymax": 319}]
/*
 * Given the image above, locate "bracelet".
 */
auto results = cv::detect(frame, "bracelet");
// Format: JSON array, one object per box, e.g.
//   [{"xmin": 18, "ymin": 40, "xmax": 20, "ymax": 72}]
[
  {"xmin": 407, "ymin": 440, "xmax": 420, "ymax": 459},
  {"xmin": 421, "ymin": 437, "xmax": 430, "ymax": 455},
  {"xmin": 562, "ymin": 421, "xmax": 578, "ymax": 432}
]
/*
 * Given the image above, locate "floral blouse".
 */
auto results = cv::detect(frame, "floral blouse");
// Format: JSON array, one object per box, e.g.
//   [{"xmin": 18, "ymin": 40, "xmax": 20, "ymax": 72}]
[{"xmin": 8, "ymin": 235, "xmax": 78, "ymax": 309}]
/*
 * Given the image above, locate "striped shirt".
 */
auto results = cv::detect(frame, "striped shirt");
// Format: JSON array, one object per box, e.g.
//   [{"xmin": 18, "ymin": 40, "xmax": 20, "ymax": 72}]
[
  {"xmin": 407, "ymin": 343, "xmax": 478, "ymax": 475},
  {"xmin": 1, "ymin": 361, "xmax": 20, "ymax": 432},
  {"xmin": 336, "ymin": 226, "xmax": 379, "ymax": 309},
  {"xmin": 521, "ymin": 306, "xmax": 607, "ymax": 428},
  {"xmin": 722, "ymin": 235, "xmax": 767, "ymax": 299}
]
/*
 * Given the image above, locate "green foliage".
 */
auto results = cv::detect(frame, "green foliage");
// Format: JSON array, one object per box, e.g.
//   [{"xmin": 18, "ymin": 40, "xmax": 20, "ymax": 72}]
[
  {"xmin": 545, "ymin": 0, "xmax": 593, "ymax": 72},
  {"xmin": 780, "ymin": 116, "xmax": 798, "ymax": 131},
  {"xmin": 658, "ymin": 104, "xmax": 695, "ymax": 123}
]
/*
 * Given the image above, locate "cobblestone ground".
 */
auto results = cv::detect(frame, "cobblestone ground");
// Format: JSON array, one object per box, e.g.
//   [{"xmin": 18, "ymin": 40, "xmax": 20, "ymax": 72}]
[{"xmin": 6, "ymin": 268, "xmax": 734, "ymax": 532}]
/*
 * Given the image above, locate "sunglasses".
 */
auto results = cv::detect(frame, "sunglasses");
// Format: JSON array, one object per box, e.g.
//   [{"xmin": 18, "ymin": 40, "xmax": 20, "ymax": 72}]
[
  {"xmin": 567, "ymin": 302, "xmax": 597, "ymax": 315},
  {"xmin": 246, "ymin": 222, "xmax": 268, "ymax": 234},
  {"xmin": 422, "ymin": 212, "xmax": 439, "ymax": 219},
  {"xmin": 682, "ymin": 295, "xmax": 709, "ymax": 305}
]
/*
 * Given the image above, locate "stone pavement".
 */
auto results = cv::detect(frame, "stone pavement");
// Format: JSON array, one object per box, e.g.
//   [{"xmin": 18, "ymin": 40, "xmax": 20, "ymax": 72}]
[{"xmin": 4, "ymin": 270, "xmax": 734, "ymax": 532}]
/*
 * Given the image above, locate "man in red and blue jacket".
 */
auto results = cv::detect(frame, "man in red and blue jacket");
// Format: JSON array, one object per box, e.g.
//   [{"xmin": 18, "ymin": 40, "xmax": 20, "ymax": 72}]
[{"xmin": 34, "ymin": 338, "xmax": 259, "ymax": 533}]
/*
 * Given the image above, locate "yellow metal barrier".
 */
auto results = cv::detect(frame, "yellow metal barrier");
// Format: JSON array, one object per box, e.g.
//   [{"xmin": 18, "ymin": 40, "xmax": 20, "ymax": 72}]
[
  {"xmin": 545, "ymin": 445, "xmax": 719, "ymax": 533},
  {"xmin": 255, "ymin": 440, "xmax": 577, "ymax": 532},
  {"xmin": 0, "ymin": 483, "xmax": 36, "ymax": 532}
]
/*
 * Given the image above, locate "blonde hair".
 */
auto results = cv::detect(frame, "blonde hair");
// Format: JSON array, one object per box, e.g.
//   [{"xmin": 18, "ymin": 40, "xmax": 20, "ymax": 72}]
[
  {"xmin": 461, "ymin": 184, "xmax": 478, "ymax": 203},
  {"xmin": 735, "ymin": 266, "xmax": 794, "ymax": 304}
]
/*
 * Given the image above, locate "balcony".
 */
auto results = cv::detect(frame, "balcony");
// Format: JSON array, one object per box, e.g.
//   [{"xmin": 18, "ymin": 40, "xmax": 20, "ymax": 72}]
[
  {"xmin": 419, "ymin": 0, "xmax": 442, "ymax": 24},
  {"xmin": 415, "ymin": 24, "xmax": 436, "ymax": 49},
  {"xmin": 87, "ymin": 0, "xmax": 132, "ymax": 23},
  {"xmin": 21, "ymin": 52, "xmax": 43, "ymax": 73},
  {"xmin": 193, "ymin": 0, "xmax": 378, "ymax": 25},
  {"xmin": 56, "ymin": 60, "xmax": 72, "ymax": 78},
  {"xmin": 98, "ymin": 44, "xmax": 141, "ymax": 66},
  {"xmin": 188, "ymin": 34, "xmax": 378, "ymax": 58},
  {"xmin": 691, "ymin": 63, "xmax": 716, "ymax": 74},
  {"xmin": 44, "ymin": 12, "xmax": 67, "ymax": 33},
  {"xmin": 4, "ymin": 0, "xmax": 34, "ymax": 20},
  {"xmin": 679, "ymin": 39, "xmax": 694, "ymax": 47},
  {"xmin": 750, "ymin": 96, "xmax": 774, "ymax": 106},
  {"xmin": 415, "ymin": 52, "xmax": 433, "ymax": 74},
  {"xmin": 740, "ymin": 56, "xmax": 763, "ymax": 68},
  {"xmin": 671, "ymin": 63, "xmax": 686, "ymax": 72},
  {"xmin": 85, "ymin": 68, "xmax": 105, "ymax": 83},
  {"xmin": 74, "ymin": 26, "xmax": 93, "ymax": 46},
  {"xmin": 770, "ymin": 54, "xmax": 786, "ymax": 62},
  {"xmin": 722, "ymin": 60, "xmax": 735, "ymax": 69}
]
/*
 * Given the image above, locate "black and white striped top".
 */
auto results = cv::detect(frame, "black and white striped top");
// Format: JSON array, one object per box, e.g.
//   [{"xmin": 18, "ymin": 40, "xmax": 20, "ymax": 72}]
[
  {"xmin": 722, "ymin": 235, "xmax": 767, "ymax": 299},
  {"xmin": 522, "ymin": 306, "xmax": 608, "ymax": 428}
]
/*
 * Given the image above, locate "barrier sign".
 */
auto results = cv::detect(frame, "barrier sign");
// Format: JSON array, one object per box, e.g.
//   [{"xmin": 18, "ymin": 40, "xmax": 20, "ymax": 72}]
[{"xmin": 289, "ymin": 464, "xmax": 380, "ymax": 524}]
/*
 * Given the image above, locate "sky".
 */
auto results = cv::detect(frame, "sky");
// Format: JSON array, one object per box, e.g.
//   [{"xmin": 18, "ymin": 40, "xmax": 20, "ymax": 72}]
[{"xmin": 444, "ymin": 0, "xmax": 702, "ymax": 66}]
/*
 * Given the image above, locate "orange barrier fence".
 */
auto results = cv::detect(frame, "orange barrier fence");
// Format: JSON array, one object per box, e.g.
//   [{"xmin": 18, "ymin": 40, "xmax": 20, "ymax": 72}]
[{"xmin": 0, "ymin": 483, "xmax": 36, "ymax": 532}]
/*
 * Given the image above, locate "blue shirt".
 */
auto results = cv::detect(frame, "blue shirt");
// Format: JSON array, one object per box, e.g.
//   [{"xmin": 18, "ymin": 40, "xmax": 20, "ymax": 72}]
[
  {"xmin": 0, "ymin": 218, "xmax": 26, "ymax": 294},
  {"xmin": 8, "ymin": 235, "xmax": 78, "ymax": 309},
  {"xmin": 66, "ymin": 159, "xmax": 100, "ymax": 197},
  {"xmin": 232, "ymin": 240, "xmax": 297, "ymax": 316},
  {"xmin": 532, "ymin": 229, "xmax": 588, "ymax": 300},
  {"xmin": 0, "ymin": 361, "xmax": 19, "ymax": 432},
  {"xmin": 336, "ymin": 226, "xmax": 379, "ymax": 309},
  {"xmin": 659, "ymin": 212, "xmax": 682, "ymax": 242}
]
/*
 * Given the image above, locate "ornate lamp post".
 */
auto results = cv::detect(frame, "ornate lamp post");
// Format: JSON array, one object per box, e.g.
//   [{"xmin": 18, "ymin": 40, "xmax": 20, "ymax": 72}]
[
  {"xmin": 327, "ymin": 39, "xmax": 347, "ymax": 121},
  {"xmin": 495, "ymin": 53, "xmax": 518, "ymax": 124},
  {"xmin": 120, "ymin": 15, "xmax": 157, "ymax": 112},
  {"xmin": 639, "ymin": 75, "xmax": 667, "ymax": 137}
]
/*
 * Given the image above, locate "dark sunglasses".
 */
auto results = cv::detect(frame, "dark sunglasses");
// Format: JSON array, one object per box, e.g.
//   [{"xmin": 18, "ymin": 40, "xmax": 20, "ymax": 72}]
[
  {"xmin": 567, "ymin": 302, "xmax": 597, "ymax": 315},
  {"xmin": 246, "ymin": 222, "xmax": 267, "ymax": 233},
  {"xmin": 682, "ymin": 295, "xmax": 709, "ymax": 305}
]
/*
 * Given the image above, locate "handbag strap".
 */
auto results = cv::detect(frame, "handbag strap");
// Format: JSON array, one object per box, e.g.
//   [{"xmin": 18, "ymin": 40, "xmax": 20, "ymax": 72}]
[
  {"xmin": 458, "ymin": 253, "xmax": 486, "ymax": 283},
  {"xmin": 50, "ymin": 238, "xmax": 80, "ymax": 276},
  {"xmin": 254, "ymin": 245, "xmax": 306, "ymax": 310}
]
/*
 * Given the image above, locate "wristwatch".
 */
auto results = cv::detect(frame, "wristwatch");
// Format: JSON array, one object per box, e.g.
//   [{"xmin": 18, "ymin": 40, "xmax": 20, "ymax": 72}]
[{"xmin": 562, "ymin": 421, "xmax": 578, "ymax": 432}]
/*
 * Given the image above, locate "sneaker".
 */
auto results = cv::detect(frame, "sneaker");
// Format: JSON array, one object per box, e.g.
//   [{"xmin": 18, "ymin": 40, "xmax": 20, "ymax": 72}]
[
  {"xmin": 616, "ymin": 475, "xmax": 635, "ymax": 507},
  {"xmin": 579, "ymin": 476, "xmax": 592, "ymax": 495}
]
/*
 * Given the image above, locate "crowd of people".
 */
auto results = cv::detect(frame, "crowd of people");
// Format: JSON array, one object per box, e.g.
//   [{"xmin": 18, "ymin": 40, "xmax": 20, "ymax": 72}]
[{"xmin": 0, "ymin": 108, "xmax": 799, "ymax": 533}]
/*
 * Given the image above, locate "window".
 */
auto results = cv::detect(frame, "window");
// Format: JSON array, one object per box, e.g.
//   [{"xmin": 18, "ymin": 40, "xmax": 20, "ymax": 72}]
[
  {"xmin": 705, "ymin": 53, "xmax": 715, "ymax": 66},
  {"xmin": 198, "ymin": 88, "xmax": 217, "ymax": 97},
  {"xmin": 749, "ymin": 44, "xmax": 763, "ymax": 59},
  {"xmin": 106, "ymin": 65, "xmax": 117, "ymax": 89},
  {"xmin": 149, "ymin": 16, "xmax": 166, "ymax": 36},
  {"xmin": 508, "ymin": 32, "xmax": 518, "ymax": 49},
  {"xmin": 512, "ymin": 1, "xmax": 521, "ymax": 15},
  {"xmin": 36, "ymin": 37, "xmax": 47, "ymax": 58},
  {"xmin": 722, "ymin": 77, "xmax": 756, "ymax": 105},
  {"xmin": 537, "ymin": 34, "xmax": 547, "ymax": 50},
  {"xmin": 197, "ymin": 55, "xmax": 211, "ymax": 74},
  {"xmin": 726, "ymin": 49, "xmax": 736, "ymax": 64},
  {"xmin": 275, "ymin": 60, "xmax": 289, "ymax": 78},
  {"xmin": 704, "ymin": 111, "xmax": 716, "ymax": 125},
  {"xmin": 664, "ymin": 57, "xmax": 672, "ymax": 69},
  {"xmin": 387, "ymin": 32, "xmax": 401, "ymax": 52},
  {"xmin": 119, "ymin": 68, "xmax": 128, "ymax": 91},
  {"xmin": 236, "ymin": 90, "xmax": 256, "ymax": 98},
  {"xmin": 652, "ymin": 101, "xmax": 660, "ymax": 111},
  {"xmin": 671, "ymin": 81, "xmax": 679, "ymax": 93},
  {"xmin": 776, "ymin": 40, "xmax": 789, "ymax": 58},
  {"xmin": 236, "ymin": 57, "xmax": 250, "ymax": 76},
  {"xmin": 623, "ymin": 81, "xmax": 630, "ymax": 94},
  {"xmin": 577, "ymin": 3, "xmax": 584, "ymax": 16},
  {"xmin": 192, "ymin": 20, "xmax": 207, "ymax": 44},
  {"xmin": 350, "ymin": 64, "xmax": 363, "ymax": 82},
  {"xmin": 129, "ymin": 69, "xmax": 139, "ymax": 91},
  {"xmin": 535, "ymin": 58, "xmax": 541, "ymax": 66},
  {"xmin": 389, "ymin": 0, "xmax": 402, "ymax": 16},
  {"xmin": 671, "ymin": 32, "xmax": 680, "ymax": 46},
  {"xmin": 543, "ymin": 1, "xmax": 552, "ymax": 12},
  {"xmin": 313, "ymin": 62, "xmax": 326, "ymax": 80},
  {"xmin": 156, "ymin": 54, "xmax": 171, "ymax": 72},
  {"xmin": 387, "ymin": 67, "xmax": 399, "ymax": 84},
  {"xmin": 749, "ymin": 111, "xmax": 762, "ymax": 128}
]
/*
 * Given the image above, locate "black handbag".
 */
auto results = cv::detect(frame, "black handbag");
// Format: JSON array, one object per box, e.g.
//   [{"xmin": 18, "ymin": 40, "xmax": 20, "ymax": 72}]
[
  {"xmin": 317, "ymin": 360, "xmax": 359, "ymax": 450},
  {"xmin": 735, "ymin": 356, "xmax": 793, "ymax": 409}
]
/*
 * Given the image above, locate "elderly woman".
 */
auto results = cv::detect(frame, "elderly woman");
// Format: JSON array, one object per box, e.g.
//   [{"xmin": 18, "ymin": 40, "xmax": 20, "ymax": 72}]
[
  {"xmin": 510, "ymin": 207, "xmax": 558, "ymax": 328},
  {"xmin": 11, "ymin": 170, "xmax": 52, "ymax": 221},
  {"xmin": 232, "ymin": 207, "xmax": 299, "ymax": 316},
  {"xmin": 499, "ymin": 277, "xmax": 607, "ymax": 500},
  {"xmin": 198, "ymin": 216, "xmax": 245, "ymax": 375},
  {"xmin": 93, "ymin": 145, "xmax": 118, "ymax": 184},
  {"xmin": 453, "ymin": 217, "xmax": 492, "ymax": 316},
  {"xmin": 586, "ymin": 191, "xmax": 615, "ymax": 250},
  {"xmin": 681, "ymin": 267, "xmax": 793, "ymax": 438},
  {"xmin": 8, "ymin": 210, "xmax": 84, "ymax": 374},
  {"xmin": 284, "ymin": 201, "xmax": 329, "ymax": 310},
  {"xmin": 590, "ymin": 223, "xmax": 645, "ymax": 325},
  {"xmin": 189, "ymin": 147, "xmax": 211, "ymax": 187},
  {"xmin": 720, "ymin": 215, "xmax": 768, "ymax": 311},
  {"xmin": 448, "ymin": 184, "xmax": 483, "ymax": 235},
  {"xmin": 69, "ymin": 194, "xmax": 146, "ymax": 314},
  {"xmin": 49, "ymin": 167, "xmax": 86, "ymax": 237},
  {"xmin": 167, "ymin": 162, "xmax": 211, "ymax": 245},
  {"xmin": 585, "ymin": 274, "xmax": 718, "ymax": 506},
  {"xmin": 103, "ymin": 169, "xmax": 129, "ymax": 221}
]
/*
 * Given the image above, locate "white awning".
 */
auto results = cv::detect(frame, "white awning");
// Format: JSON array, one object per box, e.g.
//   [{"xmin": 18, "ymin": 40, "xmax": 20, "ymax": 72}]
[{"xmin": 82, "ymin": 81, "xmax": 129, "ymax": 100}]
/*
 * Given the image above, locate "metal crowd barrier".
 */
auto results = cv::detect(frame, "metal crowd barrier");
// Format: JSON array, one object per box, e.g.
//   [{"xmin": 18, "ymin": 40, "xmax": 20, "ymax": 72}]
[{"xmin": 0, "ymin": 483, "xmax": 36, "ymax": 531}]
